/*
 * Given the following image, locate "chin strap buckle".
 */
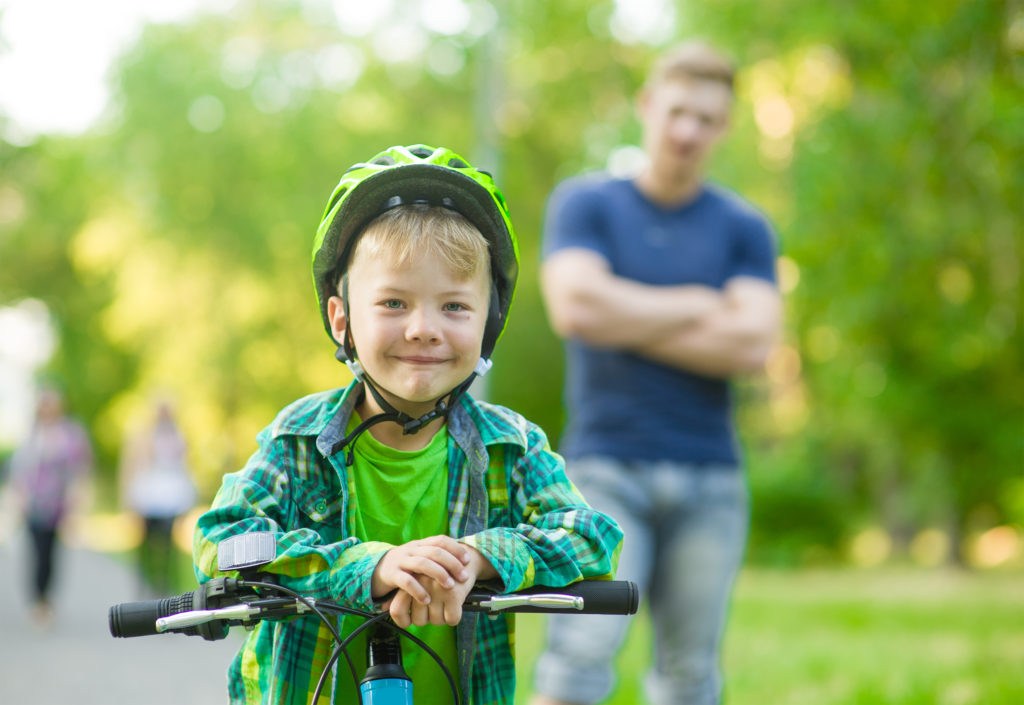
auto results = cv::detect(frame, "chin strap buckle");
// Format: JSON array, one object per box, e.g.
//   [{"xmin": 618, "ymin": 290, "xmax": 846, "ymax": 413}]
[
  {"xmin": 474, "ymin": 357, "xmax": 493, "ymax": 377},
  {"xmin": 402, "ymin": 401, "xmax": 447, "ymax": 435},
  {"xmin": 345, "ymin": 358, "xmax": 365, "ymax": 381}
]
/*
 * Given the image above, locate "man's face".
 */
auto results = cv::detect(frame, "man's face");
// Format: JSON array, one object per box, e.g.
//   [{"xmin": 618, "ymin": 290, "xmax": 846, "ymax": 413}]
[
  {"xmin": 639, "ymin": 76, "xmax": 732, "ymax": 181},
  {"xmin": 328, "ymin": 246, "xmax": 490, "ymax": 418}
]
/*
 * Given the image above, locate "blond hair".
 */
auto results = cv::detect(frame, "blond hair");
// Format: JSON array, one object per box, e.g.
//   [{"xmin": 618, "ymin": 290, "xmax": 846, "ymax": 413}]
[
  {"xmin": 348, "ymin": 204, "xmax": 490, "ymax": 282},
  {"xmin": 645, "ymin": 40, "xmax": 736, "ymax": 92}
]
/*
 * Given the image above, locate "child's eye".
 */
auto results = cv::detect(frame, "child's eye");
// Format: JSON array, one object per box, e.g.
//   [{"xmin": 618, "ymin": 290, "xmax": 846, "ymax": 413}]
[
  {"xmin": 443, "ymin": 302, "xmax": 467, "ymax": 312},
  {"xmin": 382, "ymin": 299, "xmax": 403, "ymax": 309}
]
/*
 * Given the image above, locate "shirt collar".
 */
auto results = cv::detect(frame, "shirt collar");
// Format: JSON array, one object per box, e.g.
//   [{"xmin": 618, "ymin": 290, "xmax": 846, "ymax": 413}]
[{"xmin": 269, "ymin": 381, "xmax": 529, "ymax": 459}]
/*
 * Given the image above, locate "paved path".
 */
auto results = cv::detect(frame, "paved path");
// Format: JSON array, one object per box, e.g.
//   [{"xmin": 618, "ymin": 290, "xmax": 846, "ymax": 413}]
[{"xmin": 0, "ymin": 529, "xmax": 240, "ymax": 704}]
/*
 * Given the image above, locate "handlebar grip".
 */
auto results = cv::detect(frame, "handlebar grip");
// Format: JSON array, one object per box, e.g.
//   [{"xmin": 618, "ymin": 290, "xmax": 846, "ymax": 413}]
[
  {"xmin": 543, "ymin": 580, "xmax": 639, "ymax": 615},
  {"xmin": 109, "ymin": 590, "xmax": 201, "ymax": 638},
  {"xmin": 466, "ymin": 580, "xmax": 639, "ymax": 615}
]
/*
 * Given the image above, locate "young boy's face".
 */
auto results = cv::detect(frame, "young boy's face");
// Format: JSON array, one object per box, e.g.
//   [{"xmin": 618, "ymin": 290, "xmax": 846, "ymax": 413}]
[{"xmin": 328, "ymin": 245, "xmax": 491, "ymax": 418}]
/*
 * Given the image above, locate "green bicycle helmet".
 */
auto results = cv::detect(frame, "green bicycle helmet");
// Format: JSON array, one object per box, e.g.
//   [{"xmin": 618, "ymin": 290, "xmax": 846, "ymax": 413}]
[
  {"xmin": 312, "ymin": 145, "xmax": 520, "ymax": 448},
  {"xmin": 312, "ymin": 144, "xmax": 519, "ymax": 360}
]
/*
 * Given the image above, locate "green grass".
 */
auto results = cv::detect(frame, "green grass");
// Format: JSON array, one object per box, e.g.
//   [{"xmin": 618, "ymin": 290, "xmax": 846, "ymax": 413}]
[{"xmin": 512, "ymin": 568, "xmax": 1024, "ymax": 705}]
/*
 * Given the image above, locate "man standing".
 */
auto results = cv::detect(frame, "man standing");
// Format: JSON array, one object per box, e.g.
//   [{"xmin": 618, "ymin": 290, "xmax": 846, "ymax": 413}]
[{"xmin": 530, "ymin": 41, "xmax": 782, "ymax": 705}]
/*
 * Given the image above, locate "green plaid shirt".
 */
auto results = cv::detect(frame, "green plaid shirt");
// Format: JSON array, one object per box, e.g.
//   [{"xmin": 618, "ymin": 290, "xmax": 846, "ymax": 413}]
[{"xmin": 193, "ymin": 382, "xmax": 622, "ymax": 705}]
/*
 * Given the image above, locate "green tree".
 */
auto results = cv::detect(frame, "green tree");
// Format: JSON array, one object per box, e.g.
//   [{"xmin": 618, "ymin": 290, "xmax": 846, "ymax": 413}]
[{"xmin": 1, "ymin": 0, "xmax": 1019, "ymax": 564}]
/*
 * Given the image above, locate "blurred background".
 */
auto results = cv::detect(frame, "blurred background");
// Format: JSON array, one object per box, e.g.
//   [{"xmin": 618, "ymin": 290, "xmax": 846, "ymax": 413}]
[{"xmin": 0, "ymin": 0, "xmax": 1021, "ymax": 702}]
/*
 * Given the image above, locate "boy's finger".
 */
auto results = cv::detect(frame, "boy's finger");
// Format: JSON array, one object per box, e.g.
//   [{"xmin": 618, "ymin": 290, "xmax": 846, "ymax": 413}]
[
  {"xmin": 444, "ymin": 599, "xmax": 462, "ymax": 627},
  {"xmin": 428, "ymin": 599, "xmax": 447, "ymax": 626},
  {"xmin": 389, "ymin": 593, "xmax": 412, "ymax": 629},
  {"xmin": 410, "ymin": 599, "xmax": 429, "ymax": 627},
  {"xmin": 420, "ymin": 546, "xmax": 471, "ymax": 581},
  {"xmin": 407, "ymin": 554, "xmax": 465, "ymax": 586},
  {"xmin": 394, "ymin": 573, "xmax": 432, "ymax": 604},
  {"xmin": 420, "ymin": 536, "xmax": 473, "ymax": 565}
]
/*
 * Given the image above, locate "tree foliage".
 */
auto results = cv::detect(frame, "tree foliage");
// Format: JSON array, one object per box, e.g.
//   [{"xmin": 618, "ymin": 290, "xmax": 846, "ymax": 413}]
[{"xmin": 0, "ymin": 0, "xmax": 1019, "ymax": 561}]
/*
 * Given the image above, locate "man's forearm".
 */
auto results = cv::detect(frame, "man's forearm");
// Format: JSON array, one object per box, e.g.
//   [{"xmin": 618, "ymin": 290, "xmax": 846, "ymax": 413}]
[
  {"xmin": 545, "ymin": 270, "xmax": 723, "ymax": 349},
  {"xmin": 625, "ymin": 279, "xmax": 782, "ymax": 377},
  {"xmin": 630, "ymin": 323, "xmax": 774, "ymax": 378}
]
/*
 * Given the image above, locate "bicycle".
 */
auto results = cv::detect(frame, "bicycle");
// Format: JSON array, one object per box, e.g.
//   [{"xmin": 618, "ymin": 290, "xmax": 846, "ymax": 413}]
[{"xmin": 108, "ymin": 532, "xmax": 638, "ymax": 705}]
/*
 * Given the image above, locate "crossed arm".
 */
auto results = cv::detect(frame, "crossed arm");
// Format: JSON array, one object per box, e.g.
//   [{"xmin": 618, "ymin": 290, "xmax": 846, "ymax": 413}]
[{"xmin": 541, "ymin": 247, "xmax": 783, "ymax": 378}]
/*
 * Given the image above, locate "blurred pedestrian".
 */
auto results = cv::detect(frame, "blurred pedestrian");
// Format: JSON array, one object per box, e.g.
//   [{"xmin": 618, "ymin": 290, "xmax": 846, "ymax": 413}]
[
  {"xmin": 120, "ymin": 396, "xmax": 196, "ymax": 596},
  {"xmin": 9, "ymin": 386, "xmax": 94, "ymax": 625},
  {"xmin": 530, "ymin": 41, "xmax": 783, "ymax": 705}
]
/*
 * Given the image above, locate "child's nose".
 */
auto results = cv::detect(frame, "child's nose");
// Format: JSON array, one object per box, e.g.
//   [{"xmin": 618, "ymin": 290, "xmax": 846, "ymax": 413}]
[{"xmin": 405, "ymin": 309, "xmax": 442, "ymax": 342}]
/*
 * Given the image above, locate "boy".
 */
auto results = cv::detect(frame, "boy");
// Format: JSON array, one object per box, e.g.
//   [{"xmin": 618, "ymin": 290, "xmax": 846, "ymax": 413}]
[{"xmin": 193, "ymin": 144, "xmax": 623, "ymax": 705}]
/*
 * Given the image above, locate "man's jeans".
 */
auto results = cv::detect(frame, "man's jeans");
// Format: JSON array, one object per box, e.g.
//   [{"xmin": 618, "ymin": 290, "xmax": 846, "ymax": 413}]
[{"xmin": 533, "ymin": 456, "xmax": 748, "ymax": 705}]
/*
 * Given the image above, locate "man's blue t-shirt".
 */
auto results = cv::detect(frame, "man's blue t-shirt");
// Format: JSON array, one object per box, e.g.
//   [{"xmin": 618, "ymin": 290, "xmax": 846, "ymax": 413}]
[{"xmin": 543, "ymin": 175, "xmax": 778, "ymax": 465}]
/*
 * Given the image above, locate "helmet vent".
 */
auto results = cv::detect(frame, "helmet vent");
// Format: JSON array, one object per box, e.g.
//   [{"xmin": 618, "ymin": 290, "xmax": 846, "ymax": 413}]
[
  {"xmin": 372, "ymin": 155, "xmax": 397, "ymax": 166},
  {"xmin": 447, "ymin": 157, "xmax": 469, "ymax": 168},
  {"xmin": 326, "ymin": 186, "xmax": 349, "ymax": 212},
  {"xmin": 410, "ymin": 145, "xmax": 434, "ymax": 158}
]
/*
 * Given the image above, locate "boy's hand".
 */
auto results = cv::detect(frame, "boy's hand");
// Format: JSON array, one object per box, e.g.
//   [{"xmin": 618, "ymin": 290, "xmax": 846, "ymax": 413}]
[
  {"xmin": 380, "ymin": 544, "xmax": 498, "ymax": 629},
  {"xmin": 372, "ymin": 535, "xmax": 472, "ymax": 605}
]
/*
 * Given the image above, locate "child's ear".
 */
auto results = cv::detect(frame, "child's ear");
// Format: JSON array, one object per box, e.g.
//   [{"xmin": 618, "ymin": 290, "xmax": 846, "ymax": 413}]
[{"xmin": 326, "ymin": 295, "xmax": 347, "ymax": 346}]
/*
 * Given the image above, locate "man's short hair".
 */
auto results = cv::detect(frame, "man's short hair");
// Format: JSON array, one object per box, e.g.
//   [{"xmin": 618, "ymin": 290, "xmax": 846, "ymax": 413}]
[{"xmin": 645, "ymin": 41, "xmax": 736, "ymax": 92}]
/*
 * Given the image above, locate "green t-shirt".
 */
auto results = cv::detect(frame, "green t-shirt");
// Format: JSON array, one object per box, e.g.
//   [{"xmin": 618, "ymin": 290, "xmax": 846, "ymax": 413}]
[{"xmin": 335, "ymin": 414, "xmax": 458, "ymax": 702}]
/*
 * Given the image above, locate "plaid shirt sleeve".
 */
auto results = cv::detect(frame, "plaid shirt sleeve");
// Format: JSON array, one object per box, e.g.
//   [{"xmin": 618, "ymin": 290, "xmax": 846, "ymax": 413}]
[
  {"xmin": 450, "ymin": 400, "xmax": 623, "ymax": 705},
  {"xmin": 193, "ymin": 394, "xmax": 387, "ymax": 612},
  {"xmin": 459, "ymin": 403, "xmax": 623, "ymax": 593}
]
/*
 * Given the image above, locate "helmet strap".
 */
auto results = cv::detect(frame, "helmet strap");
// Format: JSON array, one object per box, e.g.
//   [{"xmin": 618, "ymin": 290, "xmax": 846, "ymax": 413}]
[
  {"xmin": 329, "ymin": 380, "xmax": 451, "ymax": 466},
  {"xmin": 329, "ymin": 360, "xmax": 491, "ymax": 466},
  {"xmin": 340, "ymin": 275, "xmax": 358, "ymax": 365},
  {"xmin": 481, "ymin": 282, "xmax": 503, "ymax": 359}
]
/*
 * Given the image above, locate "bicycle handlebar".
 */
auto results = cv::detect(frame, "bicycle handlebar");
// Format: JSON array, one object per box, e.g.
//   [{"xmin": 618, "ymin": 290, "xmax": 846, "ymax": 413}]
[
  {"xmin": 109, "ymin": 578, "xmax": 638, "ymax": 639},
  {"xmin": 465, "ymin": 579, "xmax": 638, "ymax": 615},
  {"xmin": 109, "ymin": 532, "xmax": 638, "ymax": 705},
  {"xmin": 108, "ymin": 578, "xmax": 236, "ymax": 640}
]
